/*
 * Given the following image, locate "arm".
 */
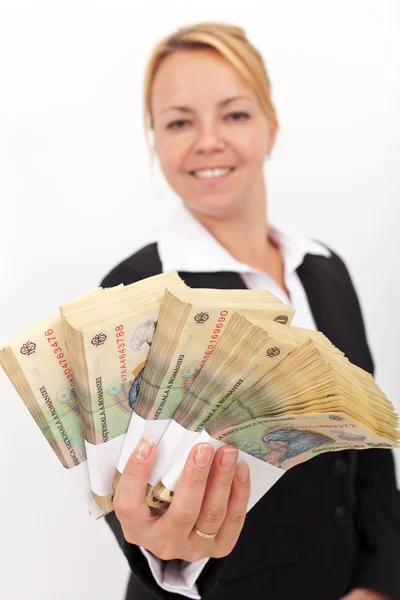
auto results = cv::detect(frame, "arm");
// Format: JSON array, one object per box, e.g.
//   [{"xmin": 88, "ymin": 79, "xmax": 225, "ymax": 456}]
[
  {"xmin": 105, "ymin": 511, "xmax": 226, "ymax": 599},
  {"xmin": 349, "ymin": 447, "xmax": 400, "ymax": 599},
  {"xmin": 334, "ymin": 252, "xmax": 400, "ymax": 598}
]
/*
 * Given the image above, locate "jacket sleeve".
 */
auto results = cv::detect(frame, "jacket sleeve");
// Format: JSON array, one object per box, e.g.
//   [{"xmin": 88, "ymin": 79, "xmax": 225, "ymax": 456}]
[
  {"xmin": 105, "ymin": 512, "xmax": 227, "ymax": 599},
  {"xmin": 351, "ymin": 448, "xmax": 400, "ymax": 598},
  {"xmin": 334, "ymin": 252, "xmax": 400, "ymax": 599}
]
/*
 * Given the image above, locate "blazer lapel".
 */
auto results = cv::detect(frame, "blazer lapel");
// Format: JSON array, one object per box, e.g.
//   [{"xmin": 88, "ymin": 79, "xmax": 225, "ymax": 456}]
[
  {"xmin": 178, "ymin": 270, "xmax": 247, "ymax": 290},
  {"xmin": 296, "ymin": 253, "xmax": 374, "ymax": 374}
]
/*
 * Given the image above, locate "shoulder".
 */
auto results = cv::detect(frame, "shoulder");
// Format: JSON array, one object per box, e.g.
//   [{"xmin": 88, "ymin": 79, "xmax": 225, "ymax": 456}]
[
  {"xmin": 299, "ymin": 241, "xmax": 374, "ymax": 374},
  {"xmin": 100, "ymin": 243, "xmax": 162, "ymax": 288},
  {"xmin": 302, "ymin": 240, "xmax": 355, "ymax": 283},
  {"xmin": 300, "ymin": 240, "xmax": 363, "ymax": 310}
]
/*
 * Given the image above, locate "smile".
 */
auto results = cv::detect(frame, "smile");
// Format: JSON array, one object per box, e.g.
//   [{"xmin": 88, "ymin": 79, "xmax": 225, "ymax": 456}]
[{"xmin": 189, "ymin": 167, "xmax": 236, "ymax": 180}]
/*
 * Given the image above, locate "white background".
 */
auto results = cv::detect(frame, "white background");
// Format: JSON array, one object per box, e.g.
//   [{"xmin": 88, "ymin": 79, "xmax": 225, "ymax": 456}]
[{"xmin": 0, "ymin": 1, "xmax": 399, "ymax": 598}]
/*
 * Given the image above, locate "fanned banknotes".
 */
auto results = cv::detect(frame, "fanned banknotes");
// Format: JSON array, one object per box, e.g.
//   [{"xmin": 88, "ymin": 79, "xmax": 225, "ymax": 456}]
[{"xmin": 1, "ymin": 275, "xmax": 399, "ymax": 520}]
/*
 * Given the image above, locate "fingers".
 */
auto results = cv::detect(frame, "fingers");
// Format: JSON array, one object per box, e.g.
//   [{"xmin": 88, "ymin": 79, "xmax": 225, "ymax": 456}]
[
  {"xmin": 113, "ymin": 439, "xmax": 250, "ymax": 562},
  {"xmin": 212, "ymin": 461, "xmax": 250, "ymax": 556},
  {"xmin": 161, "ymin": 443, "xmax": 215, "ymax": 535},
  {"xmin": 190, "ymin": 445, "xmax": 239, "ymax": 540},
  {"xmin": 113, "ymin": 439, "xmax": 157, "ymax": 527}
]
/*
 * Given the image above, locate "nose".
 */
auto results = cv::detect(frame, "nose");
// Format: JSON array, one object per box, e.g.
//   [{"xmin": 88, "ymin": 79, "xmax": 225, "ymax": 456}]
[{"xmin": 193, "ymin": 121, "xmax": 226, "ymax": 154}]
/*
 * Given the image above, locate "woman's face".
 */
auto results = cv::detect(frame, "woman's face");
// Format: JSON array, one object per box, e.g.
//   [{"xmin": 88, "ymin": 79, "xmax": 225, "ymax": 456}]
[{"xmin": 151, "ymin": 49, "xmax": 277, "ymax": 218}]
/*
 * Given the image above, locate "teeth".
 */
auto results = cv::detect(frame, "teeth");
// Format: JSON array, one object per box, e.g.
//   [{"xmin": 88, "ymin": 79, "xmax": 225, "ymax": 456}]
[{"xmin": 193, "ymin": 168, "xmax": 233, "ymax": 179}]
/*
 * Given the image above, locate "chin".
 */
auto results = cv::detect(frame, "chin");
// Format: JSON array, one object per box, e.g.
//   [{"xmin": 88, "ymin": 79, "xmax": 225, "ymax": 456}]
[{"xmin": 183, "ymin": 195, "xmax": 243, "ymax": 219}]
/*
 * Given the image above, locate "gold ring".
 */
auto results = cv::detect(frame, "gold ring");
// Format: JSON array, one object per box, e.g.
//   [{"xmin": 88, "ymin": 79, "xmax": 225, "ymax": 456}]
[{"xmin": 195, "ymin": 527, "xmax": 219, "ymax": 539}]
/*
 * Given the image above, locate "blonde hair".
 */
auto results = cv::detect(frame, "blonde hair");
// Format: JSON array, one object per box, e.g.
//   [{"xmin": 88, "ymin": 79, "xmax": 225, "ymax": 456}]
[{"xmin": 143, "ymin": 22, "xmax": 279, "ymax": 154}]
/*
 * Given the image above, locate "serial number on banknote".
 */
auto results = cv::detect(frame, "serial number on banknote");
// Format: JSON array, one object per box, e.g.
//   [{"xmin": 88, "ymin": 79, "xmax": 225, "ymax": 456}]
[
  {"xmin": 115, "ymin": 324, "xmax": 128, "ymax": 382},
  {"xmin": 44, "ymin": 328, "xmax": 74, "ymax": 386}
]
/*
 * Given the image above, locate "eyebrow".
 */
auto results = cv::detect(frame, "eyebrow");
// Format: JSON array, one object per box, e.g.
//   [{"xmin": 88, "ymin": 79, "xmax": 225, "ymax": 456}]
[{"xmin": 160, "ymin": 95, "xmax": 254, "ymax": 114}]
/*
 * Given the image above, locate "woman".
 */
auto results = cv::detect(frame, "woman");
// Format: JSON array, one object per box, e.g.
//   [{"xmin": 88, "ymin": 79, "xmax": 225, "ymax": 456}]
[{"xmin": 101, "ymin": 22, "xmax": 400, "ymax": 600}]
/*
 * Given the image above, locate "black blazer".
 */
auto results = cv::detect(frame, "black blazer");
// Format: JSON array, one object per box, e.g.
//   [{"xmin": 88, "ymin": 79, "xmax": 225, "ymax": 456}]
[{"xmin": 101, "ymin": 243, "xmax": 400, "ymax": 600}]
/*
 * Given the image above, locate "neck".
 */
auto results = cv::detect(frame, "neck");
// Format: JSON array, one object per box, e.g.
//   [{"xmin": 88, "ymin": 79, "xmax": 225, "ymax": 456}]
[{"xmin": 187, "ymin": 177, "xmax": 288, "ymax": 295}]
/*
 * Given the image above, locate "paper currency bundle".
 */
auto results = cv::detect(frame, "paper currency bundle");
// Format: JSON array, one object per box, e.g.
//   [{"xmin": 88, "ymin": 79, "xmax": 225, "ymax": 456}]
[
  {"xmin": 1, "ymin": 273, "xmax": 399, "ymax": 520},
  {"xmin": 126, "ymin": 295, "xmax": 399, "ymax": 511},
  {"xmin": 0, "ymin": 301, "xmax": 104, "ymax": 518},
  {"xmin": 115, "ymin": 288, "xmax": 296, "ymax": 480},
  {"xmin": 60, "ymin": 271, "xmax": 189, "ymax": 514}
]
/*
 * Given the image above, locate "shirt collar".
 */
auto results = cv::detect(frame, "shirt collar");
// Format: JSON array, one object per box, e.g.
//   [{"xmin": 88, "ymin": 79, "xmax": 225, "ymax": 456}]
[{"xmin": 158, "ymin": 204, "xmax": 330, "ymax": 276}]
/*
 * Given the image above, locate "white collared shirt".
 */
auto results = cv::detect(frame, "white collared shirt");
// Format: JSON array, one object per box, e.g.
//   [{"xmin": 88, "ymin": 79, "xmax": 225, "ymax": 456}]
[
  {"xmin": 159, "ymin": 205, "xmax": 331, "ymax": 330},
  {"xmin": 140, "ymin": 204, "xmax": 331, "ymax": 598}
]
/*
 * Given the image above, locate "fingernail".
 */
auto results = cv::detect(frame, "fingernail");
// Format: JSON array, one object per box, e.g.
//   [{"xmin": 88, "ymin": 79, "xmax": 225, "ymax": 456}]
[
  {"xmin": 194, "ymin": 443, "xmax": 214, "ymax": 468},
  {"xmin": 134, "ymin": 439, "xmax": 153, "ymax": 461},
  {"xmin": 237, "ymin": 462, "xmax": 249, "ymax": 483},
  {"xmin": 220, "ymin": 447, "xmax": 238, "ymax": 470}
]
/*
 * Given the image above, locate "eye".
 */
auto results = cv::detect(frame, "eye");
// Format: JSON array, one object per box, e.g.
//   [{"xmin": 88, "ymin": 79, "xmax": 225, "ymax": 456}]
[
  {"xmin": 166, "ymin": 119, "xmax": 190, "ymax": 130},
  {"xmin": 226, "ymin": 111, "xmax": 250, "ymax": 121}
]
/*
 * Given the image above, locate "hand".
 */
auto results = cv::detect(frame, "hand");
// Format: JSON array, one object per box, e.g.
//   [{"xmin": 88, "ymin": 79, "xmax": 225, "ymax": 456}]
[
  {"xmin": 340, "ymin": 588, "xmax": 391, "ymax": 600},
  {"xmin": 113, "ymin": 438, "xmax": 251, "ymax": 562}
]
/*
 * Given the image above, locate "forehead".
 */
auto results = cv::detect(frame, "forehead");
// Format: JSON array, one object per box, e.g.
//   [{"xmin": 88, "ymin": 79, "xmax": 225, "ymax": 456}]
[{"xmin": 151, "ymin": 49, "xmax": 254, "ymax": 112}]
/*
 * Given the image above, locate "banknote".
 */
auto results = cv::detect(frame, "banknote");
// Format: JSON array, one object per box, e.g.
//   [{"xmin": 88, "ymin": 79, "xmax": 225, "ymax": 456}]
[
  {"xmin": 147, "ymin": 316, "xmax": 333, "ymax": 487},
  {"xmin": 149, "ymin": 303, "xmax": 295, "ymax": 422},
  {"xmin": 79, "ymin": 307, "xmax": 160, "ymax": 445},
  {"xmin": 117, "ymin": 304, "xmax": 295, "ymax": 478},
  {"xmin": 153, "ymin": 412, "xmax": 399, "ymax": 511},
  {"xmin": 213, "ymin": 412, "xmax": 399, "ymax": 469},
  {"xmin": 62, "ymin": 274, "xmax": 187, "ymax": 511},
  {"xmin": 149, "ymin": 338, "xmax": 400, "ymax": 507},
  {"xmin": 146, "ymin": 313, "xmax": 298, "ymax": 486},
  {"xmin": 0, "ymin": 312, "xmax": 86, "ymax": 469},
  {"xmin": 0, "ymin": 312, "xmax": 103, "ymax": 517}
]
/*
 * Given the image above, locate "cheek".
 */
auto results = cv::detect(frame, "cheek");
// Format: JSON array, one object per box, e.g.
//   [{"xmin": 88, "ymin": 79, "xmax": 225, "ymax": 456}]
[
  {"xmin": 234, "ymin": 129, "xmax": 269, "ymax": 166},
  {"xmin": 157, "ymin": 138, "xmax": 186, "ymax": 176}
]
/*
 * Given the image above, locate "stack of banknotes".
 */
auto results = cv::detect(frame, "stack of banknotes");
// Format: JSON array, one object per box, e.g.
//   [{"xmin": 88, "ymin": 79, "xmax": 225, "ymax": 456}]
[{"xmin": 1, "ymin": 271, "xmax": 399, "ymax": 519}]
